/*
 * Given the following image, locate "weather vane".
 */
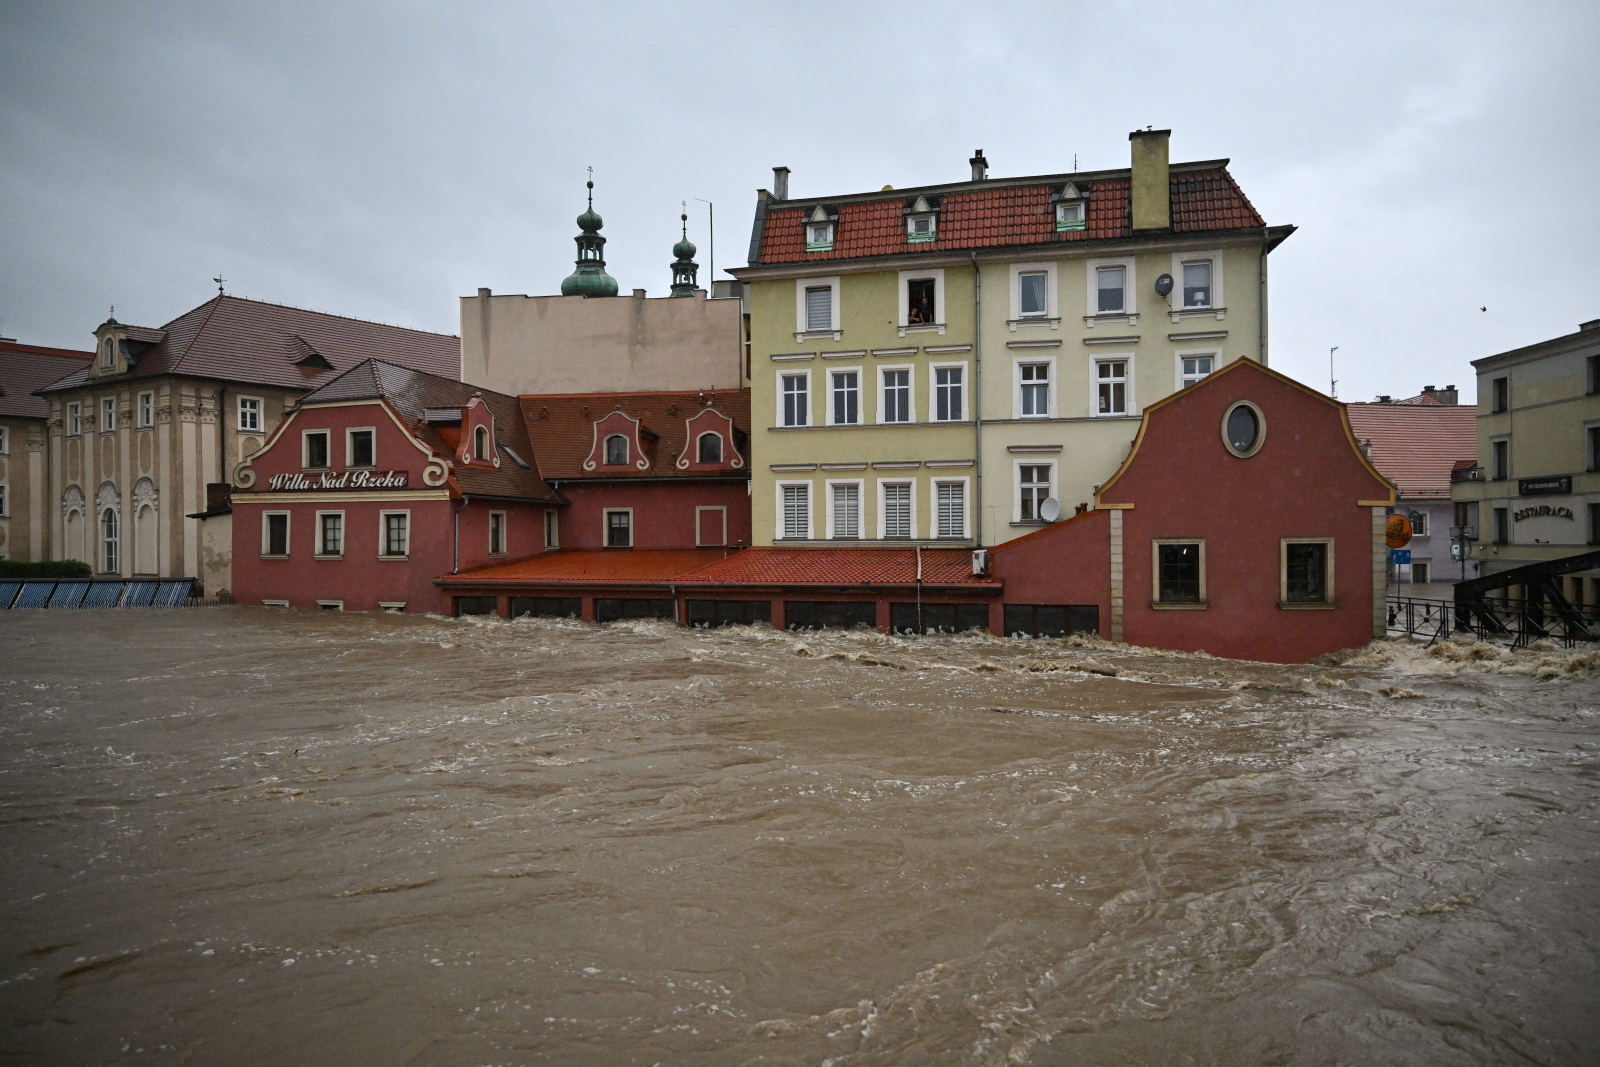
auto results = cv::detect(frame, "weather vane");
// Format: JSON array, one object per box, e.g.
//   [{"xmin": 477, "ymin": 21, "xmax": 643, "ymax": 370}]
[{"xmin": 213, "ymin": 274, "xmax": 226, "ymax": 295}]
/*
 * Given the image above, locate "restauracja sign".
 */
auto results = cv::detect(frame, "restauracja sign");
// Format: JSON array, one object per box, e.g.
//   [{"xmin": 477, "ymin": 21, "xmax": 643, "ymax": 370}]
[
  {"xmin": 267, "ymin": 470, "xmax": 409, "ymax": 491},
  {"xmin": 1512, "ymin": 504, "xmax": 1573, "ymax": 523}
]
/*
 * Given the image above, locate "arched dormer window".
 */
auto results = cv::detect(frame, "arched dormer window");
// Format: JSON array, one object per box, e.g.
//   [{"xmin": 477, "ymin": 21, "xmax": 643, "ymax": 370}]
[
  {"xmin": 101, "ymin": 338, "xmax": 115, "ymax": 368},
  {"xmin": 697, "ymin": 432, "xmax": 722, "ymax": 463},
  {"xmin": 604, "ymin": 434, "xmax": 628, "ymax": 465},
  {"xmin": 474, "ymin": 425, "xmax": 490, "ymax": 461}
]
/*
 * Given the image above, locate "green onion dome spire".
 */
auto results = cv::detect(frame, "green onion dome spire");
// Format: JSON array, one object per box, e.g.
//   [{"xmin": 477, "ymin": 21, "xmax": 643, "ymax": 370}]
[
  {"xmin": 561, "ymin": 178, "xmax": 619, "ymax": 298},
  {"xmin": 669, "ymin": 211, "xmax": 699, "ymax": 297}
]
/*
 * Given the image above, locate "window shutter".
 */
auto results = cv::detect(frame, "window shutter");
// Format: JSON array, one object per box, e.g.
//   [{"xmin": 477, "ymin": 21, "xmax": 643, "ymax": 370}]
[{"xmin": 806, "ymin": 287, "xmax": 832, "ymax": 332}]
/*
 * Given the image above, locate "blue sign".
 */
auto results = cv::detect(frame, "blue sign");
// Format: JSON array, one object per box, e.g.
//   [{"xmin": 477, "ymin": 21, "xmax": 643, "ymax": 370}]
[{"xmin": 1390, "ymin": 549, "xmax": 1412, "ymax": 565}]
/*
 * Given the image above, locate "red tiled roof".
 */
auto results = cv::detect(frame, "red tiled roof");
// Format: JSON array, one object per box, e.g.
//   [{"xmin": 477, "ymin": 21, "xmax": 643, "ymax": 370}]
[
  {"xmin": 1344, "ymin": 403, "xmax": 1477, "ymax": 500},
  {"xmin": 439, "ymin": 546, "xmax": 999, "ymax": 590},
  {"xmin": 519, "ymin": 390, "xmax": 750, "ymax": 480},
  {"xmin": 40, "ymin": 296, "xmax": 459, "ymax": 395},
  {"xmin": 758, "ymin": 166, "xmax": 1266, "ymax": 264},
  {"xmin": 443, "ymin": 549, "xmax": 735, "ymax": 585},
  {"xmin": 0, "ymin": 341, "xmax": 93, "ymax": 420}
]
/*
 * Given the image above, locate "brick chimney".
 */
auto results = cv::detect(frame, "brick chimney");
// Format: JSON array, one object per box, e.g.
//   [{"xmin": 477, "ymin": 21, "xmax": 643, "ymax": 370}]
[
  {"xmin": 1129, "ymin": 129, "xmax": 1171, "ymax": 233},
  {"xmin": 969, "ymin": 149, "xmax": 988, "ymax": 182},
  {"xmin": 772, "ymin": 167, "xmax": 790, "ymax": 201}
]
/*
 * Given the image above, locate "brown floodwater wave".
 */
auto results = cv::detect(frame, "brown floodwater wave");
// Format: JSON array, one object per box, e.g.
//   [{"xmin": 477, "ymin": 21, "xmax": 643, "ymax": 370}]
[{"xmin": 1, "ymin": 608, "xmax": 1597, "ymax": 1065}]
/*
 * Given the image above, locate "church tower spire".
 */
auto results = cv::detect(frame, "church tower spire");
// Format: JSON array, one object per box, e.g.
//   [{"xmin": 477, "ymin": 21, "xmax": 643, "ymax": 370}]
[
  {"xmin": 669, "ymin": 207, "xmax": 699, "ymax": 297},
  {"xmin": 561, "ymin": 175, "xmax": 619, "ymax": 298}
]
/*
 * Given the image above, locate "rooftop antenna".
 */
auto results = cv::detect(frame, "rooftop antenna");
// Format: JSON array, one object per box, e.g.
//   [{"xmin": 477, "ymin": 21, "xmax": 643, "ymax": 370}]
[
  {"xmin": 694, "ymin": 197, "xmax": 714, "ymax": 284},
  {"xmin": 1329, "ymin": 346, "xmax": 1339, "ymax": 398},
  {"xmin": 213, "ymin": 274, "xmax": 226, "ymax": 295},
  {"xmin": 1073, "ymin": 154, "xmax": 1078, "ymax": 172}
]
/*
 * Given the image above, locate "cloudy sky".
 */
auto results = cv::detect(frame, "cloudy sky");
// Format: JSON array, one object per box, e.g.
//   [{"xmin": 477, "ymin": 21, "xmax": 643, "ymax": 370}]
[{"xmin": 2, "ymin": 1, "xmax": 1594, "ymax": 402}]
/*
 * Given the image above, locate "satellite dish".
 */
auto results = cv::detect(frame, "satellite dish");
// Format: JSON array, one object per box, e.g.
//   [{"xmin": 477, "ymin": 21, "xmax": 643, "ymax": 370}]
[
  {"xmin": 1154, "ymin": 273, "xmax": 1174, "ymax": 297},
  {"xmin": 1040, "ymin": 497, "xmax": 1061, "ymax": 522}
]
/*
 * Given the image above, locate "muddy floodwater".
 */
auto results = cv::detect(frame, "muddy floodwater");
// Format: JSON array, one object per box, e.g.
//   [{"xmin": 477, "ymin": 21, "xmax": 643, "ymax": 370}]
[{"xmin": 2, "ymin": 609, "xmax": 1599, "ymax": 1066}]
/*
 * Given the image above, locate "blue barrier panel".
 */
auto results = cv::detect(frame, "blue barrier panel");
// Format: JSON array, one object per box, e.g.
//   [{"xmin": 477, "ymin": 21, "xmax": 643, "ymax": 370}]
[
  {"xmin": 121, "ymin": 581, "xmax": 158, "ymax": 607},
  {"xmin": 0, "ymin": 582, "xmax": 21, "ymax": 609},
  {"xmin": 153, "ymin": 580, "xmax": 191, "ymax": 607},
  {"xmin": 14, "ymin": 582, "xmax": 56, "ymax": 608},
  {"xmin": 47, "ymin": 581, "xmax": 91, "ymax": 609},
  {"xmin": 81, "ymin": 581, "xmax": 126, "ymax": 609}
]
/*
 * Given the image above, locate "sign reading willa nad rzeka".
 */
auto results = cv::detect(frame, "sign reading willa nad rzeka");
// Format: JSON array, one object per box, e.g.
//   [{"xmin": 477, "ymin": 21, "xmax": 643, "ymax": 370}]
[{"xmin": 266, "ymin": 471, "xmax": 409, "ymax": 491}]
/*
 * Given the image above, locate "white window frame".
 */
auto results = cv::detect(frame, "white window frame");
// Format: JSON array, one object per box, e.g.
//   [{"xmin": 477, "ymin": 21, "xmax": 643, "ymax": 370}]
[
  {"xmin": 302, "ymin": 429, "xmax": 332, "ymax": 469},
  {"xmin": 930, "ymin": 362, "xmax": 969, "ymax": 422},
  {"xmin": 66, "ymin": 402, "xmax": 82, "ymax": 436},
  {"xmin": 136, "ymin": 391, "xmax": 154, "ymax": 428},
  {"xmin": 378, "ymin": 510, "xmax": 410, "ymax": 559},
  {"xmin": 906, "ymin": 214, "xmax": 937, "ymax": 242},
  {"xmin": 603, "ymin": 508, "xmax": 634, "ymax": 548},
  {"xmin": 100, "ymin": 337, "xmax": 116, "ymax": 369},
  {"xmin": 777, "ymin": 480, "xmax": 814, "ymax": 540},
  {"xmin": 933, "ymin": 478, "xmax": 971, "ymax": 539},
  {"xmin": 1170, "ymin": 250, "xmax": 1224, "ymax": 314},
  {"xmin": 1008, "ymin": 261, "xmax": 1058, "ymax": 325},
  {"xmin": 261, "ymin": 511, "xmax": 291, "ymax": 558},
  {"xmin": 0, "ymin": 483, "xmax": 8, "ymax": 517},
  {"xmin": 0, "ymin": 426, "xmax": 7, "ymax": 454},
  {"xmin": 237, "ymin": 395, "xmax": 263, "ymax": 433},
  {"xmin": 695, "ymin": 505, "xmax": 728, "ymax": 547},
  {"xmin": 488, "ymin": 510, "xmax": 507, "ymax": 556},
  {"xmin": 544, "ymin": 508, "xmax": 559, "ymax": 549},
  {"xmin": 1091, "ymin": 355, "xmax": 1135, "ymax": 418},
  {"xmin": 827, "ymin": 367, "xmax": 863, "ymax": 426},
  {"xmin": 1014, "ymin": 357, "xmax": 1056, "ymax": 419},
  {"xmin": 794, "ymin": 276, "xmax": 842, "ymax": 341},
  {"xmin": 897, "ymin": 268, "xmax": 946, "ymax": 333},
  {"xmin": 346, "ymin": 426, "xmax": 377, "ymax": 468},
  {"xmin": 100, "ymin": 397, "xmax": 117, "ymax": 434},
  {"xmin": 316, "ymin": 600, "xmax": 344, "ymax": 612},
  {"xmin": 1085, "ymin": 256, "xmax": 1138, "ymax": 321},
  {"xmin": 696, "ymin": 431, "xmax": 723, "ymax": 464},
  {"xmin": 1409, "ymin": 510, "xmax": 1429, "ymax": 538},
  {"xmin": 1175, "ymin": 349, "xmax": 1220, "ymax": 391},
  {"xmin": 1055, "ymin": 199, "xmax": 1086, "ymax": 231},
  {"xmin": 314, "ymin": 509, "xmax": 345, "ymax": 559},
  {"xmin": 1280, "ymin": 537, "xmax": 1335, "ymax": 607},
  {"xmin": 878, "ymin": 365, "xmax": 914, "ymax": 425},
  {"xmin": 1015, "ymin": 460, "xmax": 1055, "ymax": 524},
  {"xmin": 777, "ymin": 368, "xmax": 812, "ymax": 427},
  {"xmin": 806, "ymin": 220, "xmax": 835, "ymax": 251},
  {"xmin": 825, "ymin": 478, "xmax": 865, "ymax": 540},
  {"xmin": 878, "ymin": 479, "xmax": 916, "ymax": 540}
]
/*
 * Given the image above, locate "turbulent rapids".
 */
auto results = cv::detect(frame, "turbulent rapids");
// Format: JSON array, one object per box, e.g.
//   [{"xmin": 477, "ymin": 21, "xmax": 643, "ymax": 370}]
[{"xmin": 2, "ymin": 609, "xmax": 1597, "ymax": 1065}]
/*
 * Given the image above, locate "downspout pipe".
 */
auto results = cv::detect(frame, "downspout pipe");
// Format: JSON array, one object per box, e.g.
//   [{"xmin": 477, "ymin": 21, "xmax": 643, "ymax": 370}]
[
  {"xmin": 452, "ymin": 494, "xmax": 468, "ymax": 574},
  {"xmin": 971, "ymin": 252, "xmax": 984, "ymax": 547}
]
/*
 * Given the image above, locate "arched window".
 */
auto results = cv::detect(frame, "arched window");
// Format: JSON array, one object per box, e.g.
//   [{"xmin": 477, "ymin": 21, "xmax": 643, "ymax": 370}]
[
  {"xmin": 697, "ymin": 432, "xmax": 722, "ymax": 463},
  {"xmin": 474, "ymin": 425, "xmax": 490, "ymax": 461},
  {"xmin": 101, "ymin": 338, "xmax": 115, "ymax": 368},
  {"xmin": 605, "ymin": 434, "xmax": 628, "ymax": 465},
  {"xmin": 101, "ymin": 508, "xmax": 119, "ymax": 573}
]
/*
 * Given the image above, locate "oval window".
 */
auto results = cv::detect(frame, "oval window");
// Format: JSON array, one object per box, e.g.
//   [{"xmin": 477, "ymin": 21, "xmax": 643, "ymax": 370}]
[{"xmin": 1221, "ymin": 401, "xmax": 1265, "ymax": 457}]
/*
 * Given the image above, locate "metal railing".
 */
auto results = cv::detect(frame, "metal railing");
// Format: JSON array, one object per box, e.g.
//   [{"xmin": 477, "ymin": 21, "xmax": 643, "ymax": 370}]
[
  {"xmin": 1387, "ymin": 594, "xmax": 1600, "ymax": 649},
  {"xmin": 1385, "ymin": 596, "xmax": 1454, "ymax": 643}
]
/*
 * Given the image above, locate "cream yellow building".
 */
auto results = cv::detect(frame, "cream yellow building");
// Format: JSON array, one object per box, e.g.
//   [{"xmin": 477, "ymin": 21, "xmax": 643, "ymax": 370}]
[
  {"xmin": 730, "ymin": 133, "xmax": 1294, "ymax": 547},
  {"xmin": 1452, "ymin": 318, "xmax": 1600, "ymax": 596}
]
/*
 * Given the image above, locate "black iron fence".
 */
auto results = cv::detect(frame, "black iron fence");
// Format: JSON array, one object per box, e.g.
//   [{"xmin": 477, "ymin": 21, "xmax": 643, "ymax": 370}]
[{"xmin": 1387, "ymin": 594, "xmax": 1600, "ymax": 649}]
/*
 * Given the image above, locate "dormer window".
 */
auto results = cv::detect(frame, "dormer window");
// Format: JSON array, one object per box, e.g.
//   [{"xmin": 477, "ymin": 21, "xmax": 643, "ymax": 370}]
[
  {"xmin": 101, "ymin": 338, "xmax": 115, "ymax": 368},
  {"xmin": 804, "ymin": 206, "xmax": 835, "ymax": 251},
  {"xmin": 904, "ymin": 195, "xmax": 938, "ymax": 243},
  {"xmin": 474, "ymin": 425, "xmax": 490, "ymax": 461},
  {"xmin": 697, "ymin": 432, "xmax": 722, "ymax": 463},
  {"xmin": 604, "ymin": 434, "xmax": 629, "ymax": 465},
  {"xmin": 1053, "ymin": 182, "xmax": 1088, "ymax": 231}
]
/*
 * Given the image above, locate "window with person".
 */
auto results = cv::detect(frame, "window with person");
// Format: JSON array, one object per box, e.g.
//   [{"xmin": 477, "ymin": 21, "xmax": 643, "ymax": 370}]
[{"xmin": 906, "ymin": 277, "xmax": 936, "ymax": 323}]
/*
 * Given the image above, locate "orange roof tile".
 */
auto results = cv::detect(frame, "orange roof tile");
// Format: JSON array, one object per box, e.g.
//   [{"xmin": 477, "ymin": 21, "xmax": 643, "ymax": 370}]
[
  {"xmin": 519, "ymin": 390, "xmax": 750, "ymax": 481},
  {"xmin": 758, "ymin": 167, "xmax": 1265, "ymax": 265},
  {"xmin": 1344, "ymin": 403, "xmax": 1477, "ymax": 500}
]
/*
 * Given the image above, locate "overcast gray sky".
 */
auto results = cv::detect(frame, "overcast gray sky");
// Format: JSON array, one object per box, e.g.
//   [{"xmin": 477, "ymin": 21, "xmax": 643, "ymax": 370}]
[{"xmin": 2, "ymin": 1, "xmax": 1595, "ymax": 402}]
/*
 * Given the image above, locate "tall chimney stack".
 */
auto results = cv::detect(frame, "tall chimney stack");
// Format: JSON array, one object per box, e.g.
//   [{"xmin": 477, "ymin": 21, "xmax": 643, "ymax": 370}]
[
  {"xmin": 772, "ymin": 167, "xmax": 790, "ymax": 201},
  {"xmin": 969, "ymin": 149, "xmax": 989, "ymax": 182},
  {"xmin": 1128, "ymin": 129, "xmax": 1171, "ymax": 233}
]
